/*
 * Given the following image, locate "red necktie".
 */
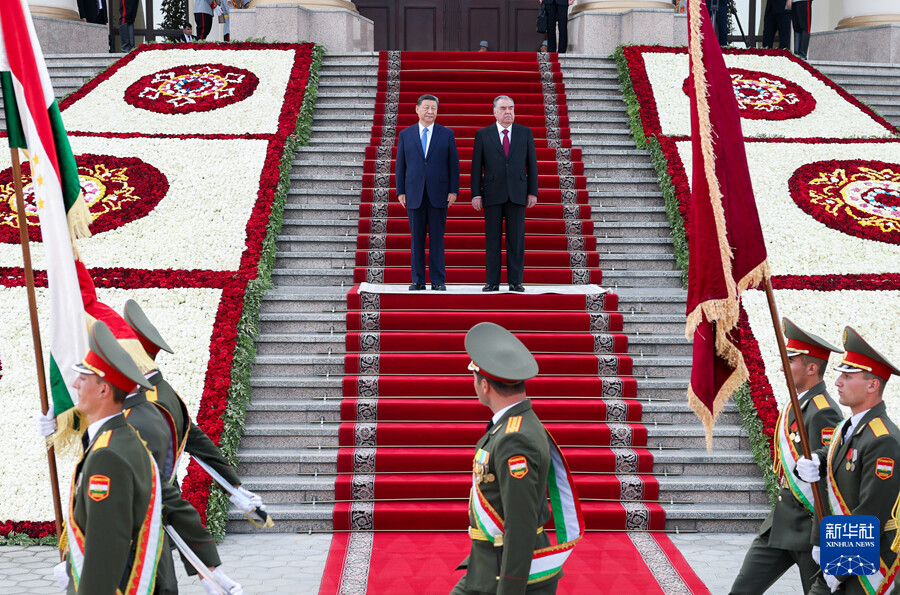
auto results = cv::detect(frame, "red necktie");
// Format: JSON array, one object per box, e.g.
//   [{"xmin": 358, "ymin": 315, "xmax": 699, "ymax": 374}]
[{"xmin": 502, "ymin": 129, "xmax": 509, "ymax": 157}]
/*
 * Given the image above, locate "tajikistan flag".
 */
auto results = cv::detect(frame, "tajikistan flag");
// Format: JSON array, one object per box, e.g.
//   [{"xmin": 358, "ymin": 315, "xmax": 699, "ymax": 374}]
[{"xmin": 0, "ymin": 0, "xmax": 92, "ymax": 420}]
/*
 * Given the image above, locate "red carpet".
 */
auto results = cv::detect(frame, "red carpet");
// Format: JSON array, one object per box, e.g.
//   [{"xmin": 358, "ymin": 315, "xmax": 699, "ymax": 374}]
[
  {"xmin": 320, "ymin": 50, "xmax": 707, "ymax": 593},
  {"xmin": 319, "ymin": 532, "xmax": 710, "ymax": 594}
]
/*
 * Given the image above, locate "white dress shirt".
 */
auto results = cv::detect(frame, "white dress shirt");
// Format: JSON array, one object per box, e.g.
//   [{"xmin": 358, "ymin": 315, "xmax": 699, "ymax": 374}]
[
  {"xmin": 492, "ymin": 400, "xmax": 526, "ymax": 425},
  {"xmin": 87, "ymin": 413, "xmax": 122, "ymax": 443},
  {"xmin": 496, "ymin": 122, "xmax": 512, "ymax": 145}
]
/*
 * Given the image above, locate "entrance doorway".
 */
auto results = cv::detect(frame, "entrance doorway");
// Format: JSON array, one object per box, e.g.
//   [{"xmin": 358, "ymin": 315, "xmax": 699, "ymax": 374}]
[{"xmin": 355, "ymin": 0, "xmax": 546, "ymax": 52}]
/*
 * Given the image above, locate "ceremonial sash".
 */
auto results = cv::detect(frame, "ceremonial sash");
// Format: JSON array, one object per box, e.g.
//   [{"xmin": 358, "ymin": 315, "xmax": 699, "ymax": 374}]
[
  {"xmin": 68, "ymin": 437, "xmax": 164, "ymax": 594},
  {"xmin": 825, "ymin": 419, "xmax": 899, "ymax": 595},
  {"xmin": 773, "ymin": 404, "xmax": 815, "ymax": 514},
  {"xmin": 146, "ymin": 387, "xmax": 188, "ymax": 483},
  {"xmin": 470, "ymin": 432, "xmax": 585, "ymax": 584}
]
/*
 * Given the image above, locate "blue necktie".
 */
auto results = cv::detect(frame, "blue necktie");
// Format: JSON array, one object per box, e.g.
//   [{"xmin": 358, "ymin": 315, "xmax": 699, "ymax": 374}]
[{"xmin": 421, "ymin": 127, "xmax": 428, "ymax": 157}]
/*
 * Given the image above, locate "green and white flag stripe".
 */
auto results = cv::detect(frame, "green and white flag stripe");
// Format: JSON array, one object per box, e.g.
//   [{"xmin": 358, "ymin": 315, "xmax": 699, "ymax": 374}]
[
  {"xmin": 774, "ymin": 406, "xmax": 815, "ymax": 514},
  {"xmin": 0, "ymin": 0, "xmax": 88, "ymax": 412}
]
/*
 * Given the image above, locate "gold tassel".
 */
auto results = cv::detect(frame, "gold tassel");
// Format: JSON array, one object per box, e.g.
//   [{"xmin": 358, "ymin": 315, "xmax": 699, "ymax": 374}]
[
  {"xmin": 891, "ymin": 491, "xmax": 900, "ymax": 552},
  {"xmin": 84, "ymin": 315, "xmax": 158, "ymax": 374},
  {"xmin": 58, "ymin": 521, "xmax": 67, "ymax": 552},
  {"xmin": 67, "ymin": 193, "xmax": 92, "ymax": 240},
  {"xmin": 49, "ymin": 407, "xmax": 88, "ymax": 457}
]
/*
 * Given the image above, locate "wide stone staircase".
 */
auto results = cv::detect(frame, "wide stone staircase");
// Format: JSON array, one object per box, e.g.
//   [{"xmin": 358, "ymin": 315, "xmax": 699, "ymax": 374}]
[
  {"xmin": 231, "ymin": 51, "xmax": 773, "ymax": 534},
  {"xmin": 811, "ymin": 60, "xmax": 900, "ymax": 128},
  {"xmin": 229, "ymin": 53, "xmax": 380, "ymax": 532}
]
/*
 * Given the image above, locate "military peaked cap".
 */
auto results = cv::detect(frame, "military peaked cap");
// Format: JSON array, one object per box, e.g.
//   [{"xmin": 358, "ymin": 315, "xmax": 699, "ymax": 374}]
[
  {"xmin": 783, "ymin": 317, "xmax": 841, "ymax": 361},
  {"xmin": 465, "ymin": 322, "xmax": 538, "ymax": 383},
  {"xmin": 73, "ymin": 320, "xmax": 153, "ymax": 392},
  {"xmin": 123, "ymin": 298, "xmax": 173, "ymax": 358},
  {"xmin": 836, "ymin": 326, "xmax": 900, "ymax": 381}
]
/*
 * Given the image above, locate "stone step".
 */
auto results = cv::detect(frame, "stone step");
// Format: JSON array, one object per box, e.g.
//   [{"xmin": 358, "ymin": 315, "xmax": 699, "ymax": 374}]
[
  {"xmin": 635, "ymin": 378, "xmax": 692, "ymax": 401},
  {"xmin": 256, "ymin": 333, "xmax": 346, "ymax": 355},
  {"xmin": 225, "ymin": 503, "xmax": 333, "ymax": 533},
  {"xmin": 652, "ymin": 448, "xmax": 760, "ymax": 477},
  {"xmin": 261, "ymin": 289, "xmax": 346, "ymax": 311},
  {"xmin": 252, "ymin": 354, "xmax": 343, "ymax": 377},
  {"xmin": 611, "ymin": 270, "xmax": 686, "ymax": 289},
  {"xmin": 643, "ymin": 401, "xmax": 739, "ymax": 425},
  {"xmin": 275, "ymin": 236, "xmax": 356, "ymax": 252},
  {"xmin": 594, "ymin": 236, "xmax": 674, "ymax": 253},
  {"xmin": 658, "ymin": 475, "xmax": 767, "ymax": 505},
  {"xmin": 245, "ymin": 399, "xmax": 342, "ymax": 424},
  {"xmin": 237, "ymin": 475, "xmax": 336, "ymax": 504},
  {"xmin": 236, "ymin": 448, "xmax": 337, "ymax": 476},
  {"xmin": 663, "ymin": 502, "xmax": 768, "ymax": 533},
  {"xmin": 622, "ymin": 312, "xmax": 688, "ymax": 333},
  {"xmin": 632, "ymin": 355, "xmax": 692, "ymax": 379},
  {"xmin": 270, "ymin": 269, "xmax": 357, "ymax": 287},
  {"xmin": 593, "ymin": 207, "xmax": 670, "ymax": 224},
  {"xmin": 259, "ymin": 311, "xmax": 347, "ymax": 334},
  {"xmin": 594, "ymin": 221, "xmax": 673, "ymax": 239},
  {"xmin": 596, "ymin": 252, "xmax": 678, "ymax": 271},
  {"xmin": 240, "ymin": 422, "xmax": 339, "ymax": 449},
  {"xmin": 250, "ymin": 376, "xmax": 343, "ymax": 400}
]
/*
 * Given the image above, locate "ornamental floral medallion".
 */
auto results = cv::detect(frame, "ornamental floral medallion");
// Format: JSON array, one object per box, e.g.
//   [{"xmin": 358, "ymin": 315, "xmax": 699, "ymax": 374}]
[
  {"xmin": 682, "ymin": 67, "xmax": 815, "ymax": 121},
  {"xmin": 789, "ymin": 159, "xmax": 900, "ymax": 245},
  {"xmin": 124, "ymin": 63, "xmax": 260, "ymax": 114},
  {"xmin": 0, "ymin": 154, "xmax": 168, "ymax": 243}
]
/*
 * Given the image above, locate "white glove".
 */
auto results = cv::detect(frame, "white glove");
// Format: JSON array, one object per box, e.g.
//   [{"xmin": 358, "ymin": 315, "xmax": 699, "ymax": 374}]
[
  {"xmin": 824, "ymin": 572, "xmax": 841, "ymax": 593},
  {"xmin": 201, "ymin": 567, "xmax": 244, "ymax": 595},
  {"xmin": 34, "ymin": 409, "xmax": 57, "ymax": 437},
  {"xmin": 53, "ymin": 561, "xmax": 68, "ymax": 590},
  {"xmin": 796, "ymin": 454, "xmax": 822, "ymax": 483},
  {"xmin": 811, "ymin": 545, "xmax": 820, "ymax": 565},
  {"xmin": 229, "ymin": 486, "xmax": 264, "ymax": 513}
]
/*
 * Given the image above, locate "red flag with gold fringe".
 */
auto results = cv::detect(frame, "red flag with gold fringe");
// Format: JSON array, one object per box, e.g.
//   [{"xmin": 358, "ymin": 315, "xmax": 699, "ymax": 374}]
[{"xmin": 685, "ymin": 0, "xmax": 770, "ymax": 448}]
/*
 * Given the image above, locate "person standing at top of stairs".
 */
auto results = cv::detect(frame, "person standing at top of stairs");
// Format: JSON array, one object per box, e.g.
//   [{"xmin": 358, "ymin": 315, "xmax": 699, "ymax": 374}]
[{"xmin": 395, "ymin": 93, "xmax": 460, "ymax": 292}]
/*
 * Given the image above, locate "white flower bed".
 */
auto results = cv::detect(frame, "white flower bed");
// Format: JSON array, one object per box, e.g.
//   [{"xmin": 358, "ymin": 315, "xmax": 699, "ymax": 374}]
[
  {"xmin": 0, "ymin": 135, "xmax": 268, "ymax": 271},
  {"xmin": 673, "ymin": 139, "xmax": 900, "ymax": 275},
  {"xmin": 642, "ymin": 52, "xmax": 893, "ymax": 138},
  {"xmin": 0, "ymin": 286, "xmax": 220, "ymax": 521},
  {"xmin": 60, "ymin": 49, "xmax": 297, "ymax": 136}
]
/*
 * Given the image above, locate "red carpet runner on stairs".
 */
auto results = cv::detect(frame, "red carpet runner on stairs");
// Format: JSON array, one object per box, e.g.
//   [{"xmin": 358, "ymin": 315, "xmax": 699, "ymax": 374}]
[{"xmin": 319, "ymin": 51, "xmax": 708, "ymax": 594}]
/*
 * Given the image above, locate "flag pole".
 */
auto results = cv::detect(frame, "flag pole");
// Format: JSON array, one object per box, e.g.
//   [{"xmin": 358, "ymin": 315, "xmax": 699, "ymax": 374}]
[
  {"xmin": 10, "ymin": 147, "xmax": 65, "ymax": 551},
  {"xmin": 763, "ymin": 277, "xmax": 825, "ymax": 522}
]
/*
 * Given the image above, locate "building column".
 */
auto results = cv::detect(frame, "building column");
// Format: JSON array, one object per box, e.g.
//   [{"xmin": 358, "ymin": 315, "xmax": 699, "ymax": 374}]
[
  {"xmin": 570, "ymin": 0, "xmax": 674, "ymax": 14},
  {"xmin": 248, "ymin": 0, "xmax": 358, "ymax": 12},
  {"xmin": 837, "ymin": 0, "xmax": 900, "ymax": 29},
  {"xmin": 28, "ymin": 0, "xmax": 79, "ymax": 21}
]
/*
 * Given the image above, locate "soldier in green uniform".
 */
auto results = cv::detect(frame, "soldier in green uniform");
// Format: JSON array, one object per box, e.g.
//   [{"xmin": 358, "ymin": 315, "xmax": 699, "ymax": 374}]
[
  {"xmin": 451, "ymin": 322, "xmax": 581, "ymax": 595},
  {"xmin": 797, "ymin": 326, "xmax": 900, "ymax": 595},
  {"xmin": 60, "ymin": 320, "xmax": 161, "ymax": 594},
  {"xmin": 730, "ymin": 318, "xmax": 843, "ymax": 594},
  {"xmin": 122, "ymin": 299, "xmax": 264, "ymax": 516}
]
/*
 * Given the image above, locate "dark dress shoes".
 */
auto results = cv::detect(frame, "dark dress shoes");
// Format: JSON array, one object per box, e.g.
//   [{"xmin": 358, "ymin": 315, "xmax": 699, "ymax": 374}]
[
  {"xmin": 431, "ymin": 284, "xmax": 447, "ymax": 291},
  {"xmin": 409, "ymin": 283, "xmax": 426, "ymax": 291},
  {"xmin": 508, "ymin": 284, "xmax": 525, "ymax": 292},
  {"xmin": 482, "ymin": 284, "xmax": 499, "ymax": 292}
]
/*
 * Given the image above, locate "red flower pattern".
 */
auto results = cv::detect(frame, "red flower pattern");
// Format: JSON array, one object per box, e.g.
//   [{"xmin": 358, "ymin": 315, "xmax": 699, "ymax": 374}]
[
  {"xmin": 124, "ymin": 63, "xmax": 260, "ymax": 114},
  {"xmin": 680, "ymin": 67, "xmax": 816, "ymax": 121}
]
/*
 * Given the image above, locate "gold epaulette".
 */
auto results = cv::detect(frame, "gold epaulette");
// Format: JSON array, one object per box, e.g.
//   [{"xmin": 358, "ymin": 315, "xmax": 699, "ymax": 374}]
[
  {"xmin": 146, "ymin": 388, "xmax": 159, "ymax": 403},
  {"xmin": 93, "ymin": 431, "xmax": 112, "ymax": 450},
  {"xmin": 869, "ymin": 418, "xmax": 890, "ymax": 438},
  {"xmin": 505, "ymin": 416, "xmax": 522, "ymax": 434},
  {"xmin": 812, "ymin": 395, "xmax": 829, "ymax": 410}
]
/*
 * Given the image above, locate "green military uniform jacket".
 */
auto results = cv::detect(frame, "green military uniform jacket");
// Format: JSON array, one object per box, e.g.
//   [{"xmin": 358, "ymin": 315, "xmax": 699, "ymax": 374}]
[
  {"xmin": 456, "ymin": 400, "xmax": 558, "ymax": 595},
  {"xmin": 762, "ymin": 382, "xmax": 842, "ymax": 551},
  {"xmin": 123, "ymin": 393, "xmax": 221, "ymax": 570},
  {"xmin": 148, "ymin": 371, "xmax": 240, "ymax": 486},
  {"xmin": 67, "ymin": 414, "xmax": 159, "ymax": 594},
  {"xmin": 813, "ymin": 401, "xmax": 900, "ymax": 593}
]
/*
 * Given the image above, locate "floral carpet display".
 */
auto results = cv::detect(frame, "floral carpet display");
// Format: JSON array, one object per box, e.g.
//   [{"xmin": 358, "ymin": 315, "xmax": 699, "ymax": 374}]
[
  {"xmin": 0, "ymin": 41, "xmax": 322, "ymax": 542},
  {"xmin": 319, "ymin": 50, "xmax": 709, "ymax": 595},
  {"xmin": 618, "ymin": 45, "xmax": 900, "ymax": 491}
]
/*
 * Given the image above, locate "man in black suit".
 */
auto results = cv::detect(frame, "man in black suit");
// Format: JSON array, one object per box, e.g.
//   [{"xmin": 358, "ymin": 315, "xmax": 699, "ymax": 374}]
[
  {"xmin": 471, "ymin": 95, "xmax": 538, "ymax": 293},
  {"xmin": 762, "ymin": 0, "xmax": 792, "ymax": 50},
  {"xmin": 542, "ymin": 0, "xmax": 574, "ymax": 53},
  {"xmin": 396, "ymin": 94, "xmax": 460, "ymax": 291}
]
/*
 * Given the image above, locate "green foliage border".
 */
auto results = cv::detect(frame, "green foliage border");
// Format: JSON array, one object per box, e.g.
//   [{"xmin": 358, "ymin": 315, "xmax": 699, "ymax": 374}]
[
  {"xmin": 612, "ymin": 45, "xmax": 778, "ymax": 504},
  {"xmin": 204, "ymin": 43, "xmax": 326, "ymax": 539}
]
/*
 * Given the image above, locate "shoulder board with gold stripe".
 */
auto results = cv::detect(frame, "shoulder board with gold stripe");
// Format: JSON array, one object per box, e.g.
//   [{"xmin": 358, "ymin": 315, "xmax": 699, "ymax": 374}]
[
  {"xmin": 812, "ymin": 395, "xmax": 829, "ymax": 410},
  {"xmin": 869, "ymin": 418, "xmax": 890, "ymax": 438},
  {"xmin": 505, "ymin": 416, "xmax": 522, "ymax": 434},
  {"xmin": 146, "ymin": 388, "xmax": 159, "ymax": 403},
  {"xmin": 93, "ymin": 431, "xmax": 112, "ymax": 450}
]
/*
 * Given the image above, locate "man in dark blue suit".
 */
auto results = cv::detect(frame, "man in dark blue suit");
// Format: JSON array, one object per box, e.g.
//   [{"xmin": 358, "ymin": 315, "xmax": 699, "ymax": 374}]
[
  {"xmin": 471, "ymin": 96, "xmax": 538, "ymax": 293},
  {"xmin": 396, "ymin": 94, "xmax": 461, "ymax": 291}
]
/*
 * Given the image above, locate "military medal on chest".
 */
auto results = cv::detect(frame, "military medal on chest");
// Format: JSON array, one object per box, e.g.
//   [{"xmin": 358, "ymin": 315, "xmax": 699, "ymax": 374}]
[
  {"xmin": 473, "ymin": 448, "xmax": 492, "ymax": 484},
  {"xmin": 846, "ymin": 448, "xmax": 857, "ymax": 472},
  {"xmin": 789, "ymin": 421, "xmax": 801, "ymax": 443}
]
